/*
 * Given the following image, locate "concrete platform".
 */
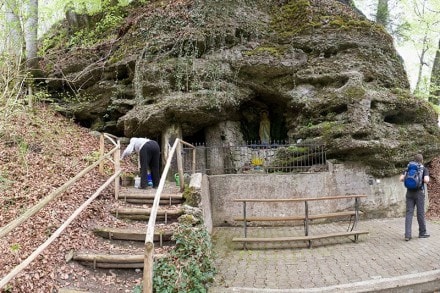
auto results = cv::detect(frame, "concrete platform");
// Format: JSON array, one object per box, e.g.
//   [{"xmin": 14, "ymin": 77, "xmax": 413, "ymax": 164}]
[{"xmin": 208, "ymin": 218, "xmax": 440, "ymax": 292}]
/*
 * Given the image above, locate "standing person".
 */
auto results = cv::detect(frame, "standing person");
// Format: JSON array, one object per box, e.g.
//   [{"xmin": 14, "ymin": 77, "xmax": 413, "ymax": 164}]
[
  {"xmin": 399, "ymin": 154, "xmax": 430, "ymax": 241},
  {"xmin": 120, "ymin": 137, "xmax": 160, "ymax": 189}
]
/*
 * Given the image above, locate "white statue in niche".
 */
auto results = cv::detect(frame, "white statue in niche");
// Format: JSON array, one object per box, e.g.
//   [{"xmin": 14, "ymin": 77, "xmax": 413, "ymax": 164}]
[{"xmin": 259, "ymin": 110, "xmax": 270, "ymax": 145}]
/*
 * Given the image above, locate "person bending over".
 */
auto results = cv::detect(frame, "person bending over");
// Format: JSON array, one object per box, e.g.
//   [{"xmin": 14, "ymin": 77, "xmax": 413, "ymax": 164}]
[{"xmin": 120, "ymin": 137, "xmax": 160, "ymax": 189}]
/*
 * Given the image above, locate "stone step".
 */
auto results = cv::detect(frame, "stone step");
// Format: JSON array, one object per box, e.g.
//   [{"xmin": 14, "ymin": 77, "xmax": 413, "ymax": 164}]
[
  {"xmin": 73, "ymin": 253, "xmax": 165, "ymax": 269},
  {"xmin": 93, "ymin": 227, "xmax": 173, "ymax": 243}
]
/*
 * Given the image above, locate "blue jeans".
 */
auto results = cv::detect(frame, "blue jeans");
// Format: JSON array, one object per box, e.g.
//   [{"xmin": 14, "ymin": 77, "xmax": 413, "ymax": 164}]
[{"xmin": 405, "ymin": 189, "xmax": 427, "ymax": 238}]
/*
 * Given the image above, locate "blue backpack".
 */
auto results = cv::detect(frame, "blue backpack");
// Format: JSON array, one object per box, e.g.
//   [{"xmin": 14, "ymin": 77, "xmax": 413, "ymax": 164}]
[{"xmin": 404, "ymin": 162, "xmax": 424, "ymax": 190}]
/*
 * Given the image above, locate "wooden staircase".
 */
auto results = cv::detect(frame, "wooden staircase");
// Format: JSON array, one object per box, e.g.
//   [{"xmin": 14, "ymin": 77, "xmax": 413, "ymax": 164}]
[{"xmin": 61, "ymin": 183, "xmax": 183, "ymax": 292}]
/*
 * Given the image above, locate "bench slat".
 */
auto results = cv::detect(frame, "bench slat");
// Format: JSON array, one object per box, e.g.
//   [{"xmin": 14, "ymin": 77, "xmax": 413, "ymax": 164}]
[
  {"xmin": 234, "ymin": 211, "xmax": 363, "ymax": 222},
  {"xmin": 234, "ymin": 216, "xmax": 305, "ymax": 222},
  {"xmin": 233, "ymin": 195, "xmax": 367, "ymax": 203},
  {"xmin": 232, "ymin": 230, "xmax": 369, "ymax": 243},
  {"xmin": 309, "ymin": 211, "xmax": 363, "ymax": 219}
]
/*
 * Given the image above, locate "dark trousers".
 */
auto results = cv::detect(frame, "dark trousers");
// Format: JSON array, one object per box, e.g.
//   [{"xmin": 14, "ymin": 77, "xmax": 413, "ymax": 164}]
[
  {"xmin": 405, "ymin": 189, "xmax": 427, "ymax": 238},
  {"xmin": 139, "ymin": 140, "xmax": 160, "ymax": 188}
]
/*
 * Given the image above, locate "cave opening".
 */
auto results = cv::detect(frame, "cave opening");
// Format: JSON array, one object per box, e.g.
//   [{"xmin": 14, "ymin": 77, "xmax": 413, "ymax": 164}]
[
  {"xmin": 183, "ymin": 129, "xmax": 206, "ymax": 146},
  {"xmin": 239, "ymin": 98, "xmax": 288, "ymax": 144}
]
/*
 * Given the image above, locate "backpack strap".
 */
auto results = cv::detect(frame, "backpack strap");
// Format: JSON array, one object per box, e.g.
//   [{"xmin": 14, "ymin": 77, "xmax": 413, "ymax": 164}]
[{"xmin": 419, "ymin": 163, "xmax": 425, "ymax": 190}]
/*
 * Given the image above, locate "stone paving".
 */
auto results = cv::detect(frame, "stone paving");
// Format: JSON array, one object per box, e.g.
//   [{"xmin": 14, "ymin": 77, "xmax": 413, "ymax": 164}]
[{"xmin": 208, "ymin": 218, "xmax": 440, "ymax": 292}]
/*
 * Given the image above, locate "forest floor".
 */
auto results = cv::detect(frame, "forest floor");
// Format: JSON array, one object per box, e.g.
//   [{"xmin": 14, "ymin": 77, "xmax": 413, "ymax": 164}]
[
  {"xmin": 0, "ymin": 104, "xmax": 145, "ymax": 292},
  {"xmin": 1, "ymin": 104, "xmax": 440, "ymax": 292}
]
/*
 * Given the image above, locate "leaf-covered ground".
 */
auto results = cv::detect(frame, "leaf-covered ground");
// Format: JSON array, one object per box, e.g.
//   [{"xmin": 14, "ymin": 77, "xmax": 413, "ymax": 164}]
[
  {"xmin": 1, "ymin": 104, "xmax": 440, "ymax": 292},
  {"xmin": 0, "ymin": 104, "xmax": 148, "ymax": 292}
]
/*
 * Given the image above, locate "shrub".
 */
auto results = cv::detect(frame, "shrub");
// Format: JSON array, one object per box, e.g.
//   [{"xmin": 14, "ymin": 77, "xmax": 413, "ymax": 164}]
[{"xmin": 151, "ymin": 221, "xmax": 216, "ymax": 293}]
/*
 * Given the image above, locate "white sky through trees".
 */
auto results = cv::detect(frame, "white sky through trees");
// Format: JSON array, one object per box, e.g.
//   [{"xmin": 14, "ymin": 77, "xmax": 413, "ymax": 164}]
[{"xmin": 354, "ymin": 0, "xmax": 440, "ymax": 92}]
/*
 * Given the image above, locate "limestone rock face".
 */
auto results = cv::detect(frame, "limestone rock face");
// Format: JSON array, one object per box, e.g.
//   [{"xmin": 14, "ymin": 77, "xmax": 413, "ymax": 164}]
[{"xmin": 42, "ymin": 0, "xmax": 440, "ymax": 176}]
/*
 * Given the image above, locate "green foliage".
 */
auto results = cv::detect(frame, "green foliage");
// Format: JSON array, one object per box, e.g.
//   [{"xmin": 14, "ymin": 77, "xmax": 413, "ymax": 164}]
[
  {"xmin": 344, "ymin": 85, "xmax": 366, "ymax": 99},
  {"xmin": 271, "ymin": 0, "xmax": 312, "ymax": 37},
  {"xmin": 40, "ymin": 26, "xmax": 68, "ymax": 55},
  {"xmin": 244, "ymin": 44, "xmax": 287, "ymax": 57},
  {"xmin": 68, "ymin": 2, "xmax": 128, "ymax": 47},
  {"xmin": 268, "ymin": 145, "xmax": 311, "ymax": 172},
  {"xmin": 375, "ymin": 0, "xmax": 390, "ymax": 27},
  {"xmin": 83, "ymin": 151, "xmax": 101, "ymax": 163},
  {"xmin": 70, "ymin": 19, "xmax": 117, "ymax": 46},
  {"xmin": 0, "ymin": 172, "xmax": 12, "ymax": 192},
  {"xmin": 271, "ymin": 1, "xmax": 386, "ymax": 39},
  {"xmin": 10, "ymin": 243, "xmax": 21, "ymax": 253},
  {"xmin": 132, "ymin": 285, "xmax": 142, "ymax": 293},
  {"xmin": 152, "ymin": 222, "xmax": 216, "ymax": 293},
  {"xmin": 0, "ymin": 53, "xmax": 27, "ymax": 136},
  {"xmin": 182, "ymin": 186, "xmax": 201, "ymax": 207}
]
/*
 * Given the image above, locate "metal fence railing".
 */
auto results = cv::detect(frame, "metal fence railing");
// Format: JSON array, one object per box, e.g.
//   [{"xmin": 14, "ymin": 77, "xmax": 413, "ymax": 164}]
[{"xmin": 180, "ymin": 142, "xmax": 327, "ymax": 175}]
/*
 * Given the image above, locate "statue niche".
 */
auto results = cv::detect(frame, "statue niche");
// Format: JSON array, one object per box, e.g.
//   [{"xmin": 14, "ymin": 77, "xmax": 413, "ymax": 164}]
[{"xmin": 259, "ymin": 110, "xmax": 271, "ymax": 145}]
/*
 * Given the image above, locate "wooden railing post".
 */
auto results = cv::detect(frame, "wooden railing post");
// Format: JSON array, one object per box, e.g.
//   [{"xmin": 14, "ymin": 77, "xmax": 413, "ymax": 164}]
[
  {"xmin": 114, "ymin": 139, "xmax": 121, "ymax": 200},
  {"xmin": 143, "ymin": 242, "xmax": 154, "ymax": 293},
  {"xmin": 143, "ymin": 139, "xmax": 180, "ymax": 292},
  {"xmin": 99, "ymin": 134, "xmax": 105, "ymax": 174},
  {"xmin": 176, "ymin": 141, "xmax": 184, "ymax": 192},
  {"xmin": 141, "ymin": 139, "xmax": 196, "ymax": 291}
]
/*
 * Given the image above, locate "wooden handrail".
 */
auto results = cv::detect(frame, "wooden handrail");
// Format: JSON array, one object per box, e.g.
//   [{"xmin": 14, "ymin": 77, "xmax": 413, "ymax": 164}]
[
  {"xmin": 142, "ymin": 138, "xmax": 196, "ymax": 293},
  {"xmin": 0, "ymin": 171, "xmax": 121, "ymax": 289},
  {"xmin": 0, "ymin": 133, "xmax": 121, "ymax": 289},
  {"xmin": 99, "ymin": 133, "xmax": 121, "ymax": 198},
  {"xmin": 233, "ymin": 195, "xmax": 367, "ymax": 202}
]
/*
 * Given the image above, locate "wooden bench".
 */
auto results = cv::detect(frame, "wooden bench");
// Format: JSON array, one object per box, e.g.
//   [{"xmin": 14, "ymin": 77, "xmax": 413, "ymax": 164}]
[{"xmin": 232, "ymin": 195, "xmax": 369, "ymax": 248}]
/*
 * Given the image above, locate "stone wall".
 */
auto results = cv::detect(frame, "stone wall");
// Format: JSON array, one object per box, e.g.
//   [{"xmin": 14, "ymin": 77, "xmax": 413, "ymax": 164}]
[
  {"xmin": 190, "ymin": 173, "xmax": 213, "ymax": 234},
  {"xmin": 206, "ymin": 161, "xmax": 419, "ymax": 227}
]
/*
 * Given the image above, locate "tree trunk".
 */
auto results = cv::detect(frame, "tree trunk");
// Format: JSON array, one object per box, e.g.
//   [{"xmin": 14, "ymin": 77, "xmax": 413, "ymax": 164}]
[
  {"xmin": 414, "ymin": 33, "xmax": 429, "ymax": 95},
  {"xmin": 429, "ymin": 39, "xmax": 440, "ymax": 105},
  {"xmin": 24, "ymin": 0, "xmax": 39, "ymax": 73},
  {"xmin": 4, "ymin": 0, "xmax": 23, "ymax": 57},
  {"xmin": 375, "ymin": 0, "xmax": 389, "ymax": 28},
  {"xmin": 336, "ymin": 0, "xmax": 365, "ymax": 16}
]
